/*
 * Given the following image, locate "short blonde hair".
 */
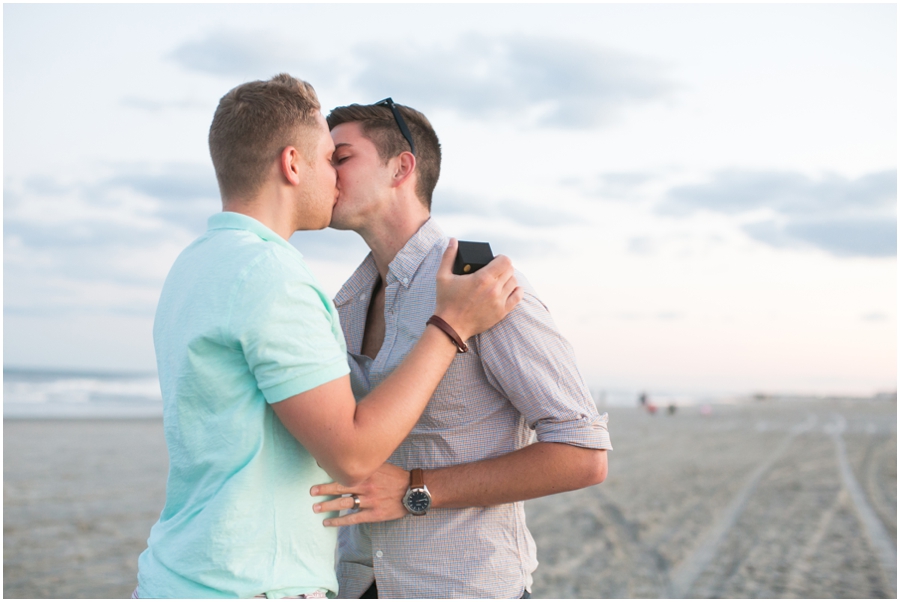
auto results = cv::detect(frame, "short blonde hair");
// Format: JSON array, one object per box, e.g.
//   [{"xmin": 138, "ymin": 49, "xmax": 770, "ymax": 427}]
[{"xmin": 209, "ymin": 73, "xmax": 321, "ymax": 200}]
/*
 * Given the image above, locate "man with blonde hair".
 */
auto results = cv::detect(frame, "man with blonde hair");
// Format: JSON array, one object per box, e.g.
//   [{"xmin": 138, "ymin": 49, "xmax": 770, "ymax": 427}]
[
  {"xmin": 135, "ymin": 75, "xmax": 522, "ymax": 599},
  {"xmin": 309, "ymin": 100, "xmax": 612, "ymax": 598}
]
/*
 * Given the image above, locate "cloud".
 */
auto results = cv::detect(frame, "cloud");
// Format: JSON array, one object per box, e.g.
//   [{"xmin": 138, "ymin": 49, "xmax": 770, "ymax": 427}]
[
  {"xmin": 660, "ymin": 169, "xmax": 896, "ymax": 217},
  {"xmin": 106, "ymin": 165, "xmax": 219, "ymax": 200},
  {"xmin": 429, "ymin": 190, "xmax": 571, "ymax": 259},
  {"xmin": 432, "ymin": 189, "xmax": 580, "ymax": 227},
  {"xmin": 351, "ymin": 33, "xmax": 673, "ymax": 128},
  {"xmin": 120, "ymin": 97, "xmax": 210, "ymax": 112},
  {"xmin": 104, "ymin": 165, "xmax": 220, "ymax": 232},
  {"xmin": 169, "ymin": 30, "xmax": 672, "ymax": 128},
  {"xmin": 457, "ymin": 231, "xmax": 559, "ymax": 260},
  {"xmin": 628, "ymin": 237, "xmax": 656, "ymax": 255},
  {"xmin": 432, "ymin": 189, "xmax": 494, "ymax": 217},
  {"xmin": 496, "ymin": 200, "xmax": 578, "ymax": 227},
  {"xmin": 861, "ymin": 312, "xmax": 888, "ymax": 322},
  {"xmin": 657, "ymin": 312, "xmax": 684, "ymax": 321},
  {"xmin": 569, "ymin": 171, "xmax": 657, "ymax": 200},
  {"xmin": 659, "ymin": 169, "xmax": 897, "ymax": 258},
  {"xmin": 743, "ymin": 216, "xmax": 897, "ymax": 258},
  {"xmin": 3, "ymin": 164, "xmax": 220, "ymax": 311},
  {"xmin": 169, "ymin": 30, "xmax": 331, "ymax": 82},
  {"xmin": 612, "ymin": 311, "xmax": 684, "ymax": 321}
]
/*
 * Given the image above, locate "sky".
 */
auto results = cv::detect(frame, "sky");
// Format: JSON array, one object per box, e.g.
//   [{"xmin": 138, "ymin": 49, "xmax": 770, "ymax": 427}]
[{"xmin": 3, "ymin": 3, "xmax": 896, "ymax": 397}]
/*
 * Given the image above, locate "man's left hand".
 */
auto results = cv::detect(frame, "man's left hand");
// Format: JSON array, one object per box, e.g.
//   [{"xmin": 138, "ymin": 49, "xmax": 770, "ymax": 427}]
[{"xmin": 311, "ymin": 463, "xmax": 410, "ymax": 527}]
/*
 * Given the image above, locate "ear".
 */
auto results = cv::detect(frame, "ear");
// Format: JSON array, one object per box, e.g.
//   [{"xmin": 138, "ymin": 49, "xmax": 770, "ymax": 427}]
[
  {"xmin": 280, "ymin": 146, "xmax": 303, "ymax": 186},
  {"xmin": 391, "ymin": 151, "xmax": 417, "ymax": 188}
]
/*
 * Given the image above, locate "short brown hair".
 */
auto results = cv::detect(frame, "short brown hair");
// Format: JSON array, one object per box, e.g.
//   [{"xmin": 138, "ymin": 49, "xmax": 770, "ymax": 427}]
[
  {"xmin": 326, "ymin": 103, "xmax": 441, "ymax": 210},
  {"xmin": 209, "ymin": 73, "xmax": 321, "ymax": 201}
]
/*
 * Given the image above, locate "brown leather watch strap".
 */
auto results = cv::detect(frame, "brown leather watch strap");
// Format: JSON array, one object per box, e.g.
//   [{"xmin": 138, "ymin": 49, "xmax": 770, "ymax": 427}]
[
  {"xmin": 426, "ymin": 315, "xmax": 468, "ymax": 353},
  {"xmin": 410, "ymin": 468, "xmax": 425, "ymax": 489}
]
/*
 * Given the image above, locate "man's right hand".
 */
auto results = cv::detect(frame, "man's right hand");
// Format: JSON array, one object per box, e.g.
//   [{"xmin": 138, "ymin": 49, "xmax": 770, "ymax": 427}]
[{"xmin": 434, "ymin": 239, "xmax": 523, "ymax": 341}]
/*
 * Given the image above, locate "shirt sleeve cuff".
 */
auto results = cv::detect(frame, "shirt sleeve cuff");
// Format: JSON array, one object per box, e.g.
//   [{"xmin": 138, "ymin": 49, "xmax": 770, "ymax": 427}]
[
  {"xmin": 534, "ymin": 411, "xmax": 613, "ymax": 450},
  {"xmin": 261, "ymin": 358, "xmax": 350, "ymax": 404}
]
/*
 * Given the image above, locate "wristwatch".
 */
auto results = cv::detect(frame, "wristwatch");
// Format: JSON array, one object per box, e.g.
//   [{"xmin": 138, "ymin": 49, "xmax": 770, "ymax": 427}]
[{"xmin": 402, "ymin": 468, "xmax": 432, "ymax": 516}]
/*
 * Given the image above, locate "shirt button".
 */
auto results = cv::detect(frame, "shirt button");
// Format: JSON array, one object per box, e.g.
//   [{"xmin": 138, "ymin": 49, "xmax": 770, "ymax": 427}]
[
  {"xmin": 359, "ymin": 293, "xmax": 367, "ymax": 301},
  {"xmin": 375, "ymin": 550, "xmax": 383, "ymax": 558},
  {"xmin": 401, "ymin": 277, "xmax": 409, "ymax": 285}
]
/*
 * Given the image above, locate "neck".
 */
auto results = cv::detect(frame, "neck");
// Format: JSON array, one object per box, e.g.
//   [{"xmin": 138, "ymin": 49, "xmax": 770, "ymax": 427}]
[
  {"xmin": 222, "ymin": 181, "xmax": 296, "ymax": 241},
  {"xmin": 357, "ymin": 199, "xmax": 430, "ymax": 281}
]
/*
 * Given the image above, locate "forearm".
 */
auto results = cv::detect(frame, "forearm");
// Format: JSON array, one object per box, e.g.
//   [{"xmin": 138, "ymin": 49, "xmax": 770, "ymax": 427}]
[
  {"xmin": 427, "ymin": 442, "xmax": 608, "ymax": 508},
  {"xmin": 310, "ymin": 442, "xmax": 608, "ymax": 524},
  {"xmin": 274, "ymin": 326, "xmax": 459, "ymax": 487}
]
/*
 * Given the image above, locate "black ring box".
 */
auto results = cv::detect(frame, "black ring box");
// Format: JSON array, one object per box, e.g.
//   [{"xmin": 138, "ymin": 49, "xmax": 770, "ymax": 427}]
[{"xmin": 453, "ymin": 241, "xmax": 494, "ymax": 275}]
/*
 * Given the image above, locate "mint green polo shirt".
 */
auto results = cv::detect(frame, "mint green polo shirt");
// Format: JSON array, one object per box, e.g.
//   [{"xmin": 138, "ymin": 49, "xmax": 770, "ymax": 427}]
[{"xmin": 137, "ymin": 212, "xmax": 349, "ymax": 598}]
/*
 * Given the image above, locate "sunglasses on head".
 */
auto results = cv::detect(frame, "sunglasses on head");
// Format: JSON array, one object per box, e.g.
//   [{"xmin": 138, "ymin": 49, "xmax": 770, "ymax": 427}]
[{"xmin": 374, "ymin": 98, "xmax": 416, "ymax": 157}]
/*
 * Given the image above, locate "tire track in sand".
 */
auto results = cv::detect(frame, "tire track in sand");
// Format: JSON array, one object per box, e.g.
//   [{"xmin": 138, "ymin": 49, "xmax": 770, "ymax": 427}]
[
  {"xmin": 782, "ymin": 488, "xmax": 849, "ymax": 596},
  {"xmin": 828, "ymin": 414, "xmax": 897, "ymax": 596},
  {"xmin": 667, "ymin": 413, "xmax": 818, "ymax": 598},
  {"xmin": 596, "ymin": 494, "xmax": 671, "ymax": 598},
  {"xmin": 865, "ymin": 436, "xmax": 897, "ymax": 539}
]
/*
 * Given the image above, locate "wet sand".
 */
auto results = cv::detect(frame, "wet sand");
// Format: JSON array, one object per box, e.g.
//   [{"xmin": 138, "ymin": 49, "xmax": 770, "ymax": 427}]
[{"xmin": 3, "ymin": 399, "xmax": 896, "ymax": 598}]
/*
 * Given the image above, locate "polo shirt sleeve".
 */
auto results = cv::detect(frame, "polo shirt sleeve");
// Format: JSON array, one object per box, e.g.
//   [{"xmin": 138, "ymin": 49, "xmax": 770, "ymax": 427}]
[
  {"xmin": 477, "ymin": 292, "xmax": 612, "ymax": 450},
  {"xmin": 229, "ymin": 249, "xmax": 350, "ymax": 404}
]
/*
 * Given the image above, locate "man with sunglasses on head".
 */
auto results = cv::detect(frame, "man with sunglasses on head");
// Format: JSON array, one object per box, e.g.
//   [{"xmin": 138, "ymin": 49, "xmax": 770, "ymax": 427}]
[
  {"xmin": 134, "ymin": 76, "xmax": 522, "ymax": 599},
  {"xmin": 309, "ymin": 100, "xmax": 612, "ymax": 599}
]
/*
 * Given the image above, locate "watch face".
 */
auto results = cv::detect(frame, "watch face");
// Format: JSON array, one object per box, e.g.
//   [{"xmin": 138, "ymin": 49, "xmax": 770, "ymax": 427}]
[{"xmin": 405, "ymin": 489, "xmax": 430, "ymax": 514}]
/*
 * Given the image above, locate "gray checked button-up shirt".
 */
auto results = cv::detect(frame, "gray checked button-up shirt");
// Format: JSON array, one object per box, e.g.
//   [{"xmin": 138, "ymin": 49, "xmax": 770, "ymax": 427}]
[{"xmin": 333, "ymin": 218, "xmax": 611, "ymax": 599}]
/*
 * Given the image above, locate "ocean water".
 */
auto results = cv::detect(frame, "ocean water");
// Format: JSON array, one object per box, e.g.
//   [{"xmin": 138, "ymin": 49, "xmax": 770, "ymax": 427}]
[{"xmin": 3, "ymin": 368, "xmax": 163, "ymax": 418}]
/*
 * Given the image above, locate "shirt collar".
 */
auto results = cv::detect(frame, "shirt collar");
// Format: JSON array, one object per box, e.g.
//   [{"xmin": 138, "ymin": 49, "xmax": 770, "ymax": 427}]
[
  {"xmin": 207, "ymin": 212, "xmax": 302, "ymax": 257},
  {"xmin": 334, "ymin": 253, "xmax": 379, "ymax": 307},
  {"xmin": 387, "ymin": 218, "xmax": 445, "ymax": 288},
  {"xmin": 334, "ymin": 218, "xmax": 445, "ymax": 306}
]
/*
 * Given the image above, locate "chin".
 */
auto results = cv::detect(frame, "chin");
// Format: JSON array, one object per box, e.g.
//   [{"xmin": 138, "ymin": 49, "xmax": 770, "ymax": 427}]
[{"xmin": 328, "ymin": 213, "xmax": 352, "ymax": 231}]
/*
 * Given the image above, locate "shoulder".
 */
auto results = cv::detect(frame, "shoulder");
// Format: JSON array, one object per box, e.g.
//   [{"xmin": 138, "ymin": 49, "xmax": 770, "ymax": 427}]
[
  {"xmin": 512, "ymin": 269, "xmax": 541, "ymax": 302},
  {"xmin": 225, "ymin": 238, "xmax": 313, "ymax": 285},
  {"xmin": 219, "ymin": 240, "xmax": 328, "ymax": 320},
  {"xmin": 509, "ymin": 269, "xmax": 550, "ymax": 316}
]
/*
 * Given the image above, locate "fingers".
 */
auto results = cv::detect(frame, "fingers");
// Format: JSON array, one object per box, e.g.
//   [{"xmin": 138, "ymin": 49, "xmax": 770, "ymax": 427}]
[
  {"xmin": 322, "ymin": 509, "xmax": 378, "ymax": 528},
  {"xmin": 310, "ymin": 482, "xmax": 350, "ymax": 497},
  {"xmin": 500, "ymin": 272, "xmax": 519, "ymax": 299},
  {"xmin": 313, "ymin": 494, "xmax": 359, "ymax": 514},
  {"xmin": 437, "ymin": 238, "xmax": 458, "ymax": 276},
  {"xmin": 505, "ymin": 286, "xmax": 525, "ymax": 312},
  {"xmin": 478, "ymin": 254, "xmax": 513, "ymax": 281}
]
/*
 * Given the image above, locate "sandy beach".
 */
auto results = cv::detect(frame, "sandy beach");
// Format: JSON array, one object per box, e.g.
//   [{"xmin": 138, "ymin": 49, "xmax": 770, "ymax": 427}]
[{"xmin": 3, "ymin": 398, "xmax": 896, "ymax": 598}]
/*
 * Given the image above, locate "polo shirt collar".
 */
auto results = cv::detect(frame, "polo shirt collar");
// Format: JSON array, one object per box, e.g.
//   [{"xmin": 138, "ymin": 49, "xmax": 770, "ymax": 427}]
[{"xmin": 207, "ymin": 212, "xmax": 301, "ymax": 256}]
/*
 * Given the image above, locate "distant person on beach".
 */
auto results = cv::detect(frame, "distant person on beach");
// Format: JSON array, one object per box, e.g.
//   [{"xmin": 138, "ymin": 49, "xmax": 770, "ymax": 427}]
[
  {"xmin": 307, "ymin": 100, "xmax": 612, "ymax": 598},
  {"xmin": 134, "ymin": 75, "xmax": 522, "ymax": 599}
]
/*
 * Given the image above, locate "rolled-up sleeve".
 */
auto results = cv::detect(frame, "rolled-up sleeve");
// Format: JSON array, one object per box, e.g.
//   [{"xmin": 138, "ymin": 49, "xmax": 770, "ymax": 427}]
[{"xmin": 477, "ymin": 292, "xmax": 612, "ymax": 450}]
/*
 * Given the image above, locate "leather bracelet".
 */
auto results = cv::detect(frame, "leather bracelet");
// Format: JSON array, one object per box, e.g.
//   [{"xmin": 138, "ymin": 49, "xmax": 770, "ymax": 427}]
[{"xmin": 426, "ymin": 315, "xmax": 468, "ymax": 353}]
